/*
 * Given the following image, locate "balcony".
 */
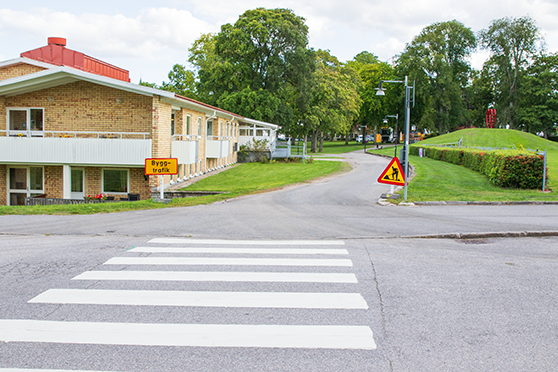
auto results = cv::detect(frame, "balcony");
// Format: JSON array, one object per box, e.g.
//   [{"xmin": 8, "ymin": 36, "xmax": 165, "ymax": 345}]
[
  {"xmin": 171, "ymin": 135, "xmax": 199, "ymax": 164},
  {"xmin": 206, "ymin": 136, "xmax": 231, "ymax": 158},
  {"xmin": 0, "ymin": 130, "xmax": 151, "ymax": 166}
]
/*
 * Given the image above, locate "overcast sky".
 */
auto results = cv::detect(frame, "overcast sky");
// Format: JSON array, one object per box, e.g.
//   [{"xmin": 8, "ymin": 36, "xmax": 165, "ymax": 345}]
[{"xmin": 1, "ymin": 0, "xmax": 557, "ymax": 84}]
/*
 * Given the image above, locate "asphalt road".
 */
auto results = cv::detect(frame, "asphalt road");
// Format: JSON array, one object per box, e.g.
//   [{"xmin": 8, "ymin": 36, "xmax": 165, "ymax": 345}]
[
  {"xmin": 0, "ymin": 151, "xmax": 556, "ymax": 239},
  {"xmin": 0, "ymin": 151, "xmax": 557, "ymax": 371}
]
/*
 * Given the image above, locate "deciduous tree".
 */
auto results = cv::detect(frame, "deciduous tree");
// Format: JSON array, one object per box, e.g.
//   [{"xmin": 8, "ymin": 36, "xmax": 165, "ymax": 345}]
[{"xmin": 479, "ymin": 15, "xmax": 544, "ymax": 128}]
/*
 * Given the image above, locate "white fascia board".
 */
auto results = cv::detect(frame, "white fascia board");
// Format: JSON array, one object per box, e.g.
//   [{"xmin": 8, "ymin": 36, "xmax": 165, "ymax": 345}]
[
  {"xmin": 0, "ymin": 66, "xmax": 174, "ymax": 99},
  {"xmin": 163, "ymin": 96, "xmax": 239, "ymax": 121},
  {"xmin": 240, "ymin": 117, "xmax": 279, "ymax": 130},
  {"xmin": 0, "ymin": 57, "xmax": 58, "ymax": 70}
]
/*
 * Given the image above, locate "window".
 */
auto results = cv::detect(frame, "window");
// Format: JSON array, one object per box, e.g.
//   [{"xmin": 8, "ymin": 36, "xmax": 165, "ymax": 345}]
[
  {"xmin": 171, "ymin": 113, "xmax": 175, "ymax": 136},
  {"xmin": 207, "ymin": 120, "xmax": 213, "ymax": 137},
  {"xmin": 198, "ymin": 117, "xmax": 202, "ymax": 136},
  {"xmin": 239, "ymin": 128, "xmax": 247, "ymax": 136},
  {"xmin": 103, "ymin": 169, "xmax": 128, "ymax": 193},
  {"xmin": 8, "ymin": 108, "xmax": 43, "ymax": 136},
  {"xmin": 185, "ymin": 115, "xmax": 191, "ymax": 135}
]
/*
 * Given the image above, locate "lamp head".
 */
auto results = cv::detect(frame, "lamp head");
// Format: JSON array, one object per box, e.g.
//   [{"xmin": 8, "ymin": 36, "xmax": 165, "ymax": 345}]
[{"xmin": 375, "ymin": 81, "xmax": 385, "ymax": 96}]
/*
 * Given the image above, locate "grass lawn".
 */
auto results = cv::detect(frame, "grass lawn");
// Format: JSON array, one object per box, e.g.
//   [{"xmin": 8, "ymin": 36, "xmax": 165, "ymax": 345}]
[
  {"xmin": 0, "ymin": 160, "xmax": 349, "ymax": 215},
  {"xmin": 370, "ymin": 128, "xmax": 558, "ymax": 202},
  {"xmin": 182, "ymin": 161, "xmax": 349, "ymax": 193}
]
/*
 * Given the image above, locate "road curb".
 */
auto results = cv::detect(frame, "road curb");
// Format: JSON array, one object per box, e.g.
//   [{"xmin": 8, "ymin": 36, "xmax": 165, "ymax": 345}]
[
  {"xmin": 403, "ymin": 231, "xmax": 558, "ymax": 239},
  {"xmin": 414, "ymin": 200, "xmax": 558, "ymax": 206}
]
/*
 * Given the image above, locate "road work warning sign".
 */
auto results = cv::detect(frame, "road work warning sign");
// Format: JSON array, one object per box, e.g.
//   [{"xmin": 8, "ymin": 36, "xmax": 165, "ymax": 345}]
[
  {"xmin": 145, "ymin": 158, "xmax": 178, "ymax": 175},
  {"xmin": 377, "ymin": 157, "xmax": 405, "ymax": 186}
]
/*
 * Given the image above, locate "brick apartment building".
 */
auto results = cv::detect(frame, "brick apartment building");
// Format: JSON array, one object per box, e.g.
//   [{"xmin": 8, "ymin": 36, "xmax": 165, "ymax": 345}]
[{"xmin": 0, "ymin": 37, "xmax": 248, "ymax": 205}]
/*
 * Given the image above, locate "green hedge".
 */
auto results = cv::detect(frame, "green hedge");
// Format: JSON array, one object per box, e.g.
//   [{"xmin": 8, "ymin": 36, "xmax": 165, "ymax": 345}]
[{"xmin": 410, "ymin": 146, "xmax": 547, "ymax": 189}]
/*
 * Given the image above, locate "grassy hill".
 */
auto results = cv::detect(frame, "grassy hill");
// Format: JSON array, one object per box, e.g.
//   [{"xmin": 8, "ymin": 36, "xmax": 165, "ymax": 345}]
[
  {"xmin": 414, "ymin": 128, "xmax": 558, "ymax": 190},
  {"xmin": 418, "ymin": 128, "xmax": 558, "ymax": 151}
]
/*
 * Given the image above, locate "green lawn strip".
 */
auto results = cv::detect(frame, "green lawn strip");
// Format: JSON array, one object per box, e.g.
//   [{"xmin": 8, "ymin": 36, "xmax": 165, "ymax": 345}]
[
  {"xmin": 0, "ymin": 160, "xmax": 349, "ymax": 215},
  {"xmin": 183, "ymin": 160, "xmax": 349, "ymax": 193},
  {"xmin": 408, "ymin": 156, "xmax": 558, "ymax": 202},
  {"xmin": 368, "ymin": 147, "xmax": 558, "ymax": 202}
]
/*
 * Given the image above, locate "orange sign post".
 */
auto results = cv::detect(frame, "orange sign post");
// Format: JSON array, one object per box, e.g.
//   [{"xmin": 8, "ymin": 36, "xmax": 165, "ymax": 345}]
[{"xmin": 145, "ymin": 158, "xmax": 178, "ymax": 200}]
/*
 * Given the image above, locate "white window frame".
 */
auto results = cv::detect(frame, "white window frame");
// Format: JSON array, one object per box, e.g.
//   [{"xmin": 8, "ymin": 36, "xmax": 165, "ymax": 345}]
[
  {"xmin": 7, "ymin": 166, "xmax": 44, "ymax": 205},
  {"xmin": 7, "ymin": 107, "xmax": 44, "ymax": 137},
  {"xmin": 185, "ymin": 115, "xmax": 191, "ymax": 136},
  {"xmin": 102, "ymin": 168, "xmax": 129, "ymax": 195}
]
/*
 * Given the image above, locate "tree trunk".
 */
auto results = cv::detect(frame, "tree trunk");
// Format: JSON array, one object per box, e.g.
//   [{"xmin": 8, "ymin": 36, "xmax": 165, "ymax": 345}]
[
  {"xmin": 345, "ymin": 133, "xmax": 349, "ymax": 145},
  {"xmin": 311, "ymin": 130, "xmax": 318, "ymax": 153},
  {"xmin": 319, "ymin": 131, "xmax": 324, "ymax": 152}
]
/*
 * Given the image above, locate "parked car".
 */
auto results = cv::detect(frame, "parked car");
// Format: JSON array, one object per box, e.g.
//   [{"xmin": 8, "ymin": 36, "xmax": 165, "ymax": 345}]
[{"xmin": 356, "ymin": 135, "xmax": 374, "ymax": 143}]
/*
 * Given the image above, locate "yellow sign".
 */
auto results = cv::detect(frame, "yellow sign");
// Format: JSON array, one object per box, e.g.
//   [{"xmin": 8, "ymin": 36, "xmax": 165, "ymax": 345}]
[
  {"xmin": 145, "ymin": 158, "xmax": 178, "ymax": 175},
  {"xmin": 377, "ymin": 157, "xmax": 405, "ymax": 186}
]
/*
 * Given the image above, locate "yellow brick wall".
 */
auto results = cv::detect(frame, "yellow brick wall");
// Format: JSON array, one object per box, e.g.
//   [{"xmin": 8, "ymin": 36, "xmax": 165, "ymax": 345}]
[
  {"xmin": 0, "ymin": 165, "xmax": 6, "ymax": 205},
  {"xmin": 0, "ymin": 64, "xmax": 46, "ymax": 81},
  {"xmin": 4, "ymin": 81, "xmax": 152, "ymax": 134},
  {"xmin": 44, "ymin": 166, "xmax": 64, "ymax": 199},
  {"xmin": 150, "ymin": 96, "xmax": 172, "ymax": 187}
]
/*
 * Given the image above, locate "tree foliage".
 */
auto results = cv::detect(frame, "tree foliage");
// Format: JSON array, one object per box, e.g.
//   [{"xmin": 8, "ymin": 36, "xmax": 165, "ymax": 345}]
[
  {"xmin": 397, "ymin": 20, "xmax": 476, "ymax": 133},
  {"xmin": 479, "ymin": 15, "xmax": 544, "ymax": 128},
  {"xmin": 305, "ymin": 50, "xmax": 362, "ymax": 152},
  {"xmin": 190, "ymin": 8, "xmax": 315, "ymax": 128},
  {"xmin": 519, "ymin": 52, "xmax": 558, "ymax": 137}
]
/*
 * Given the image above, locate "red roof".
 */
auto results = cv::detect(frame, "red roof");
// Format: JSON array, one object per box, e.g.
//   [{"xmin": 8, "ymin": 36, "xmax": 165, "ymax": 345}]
[{"xmin": 21, "ymin": 37, "xmax": 130, "ymax": 82}]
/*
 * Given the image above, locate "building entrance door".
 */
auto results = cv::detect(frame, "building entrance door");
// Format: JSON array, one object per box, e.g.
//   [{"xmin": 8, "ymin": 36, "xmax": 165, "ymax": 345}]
[{"xmin": 71, "ymin": 168, "xmax": 84, "ymax": 199}]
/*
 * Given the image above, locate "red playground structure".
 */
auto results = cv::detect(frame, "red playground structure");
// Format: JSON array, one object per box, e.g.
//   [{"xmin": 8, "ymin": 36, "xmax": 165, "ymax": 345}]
[{"xmin": 486, "ymin": 108, "xmax": 496, "ymax": 128}]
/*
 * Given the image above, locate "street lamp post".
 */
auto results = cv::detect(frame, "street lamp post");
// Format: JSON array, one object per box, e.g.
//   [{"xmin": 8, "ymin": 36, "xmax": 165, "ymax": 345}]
[
  {"xmin": 384, "ymin": 114, "xmax": 399, "ymax": 157},
  {"xmin": 376, "ymin": 76, "xmax": 414, "ymax": 201}
]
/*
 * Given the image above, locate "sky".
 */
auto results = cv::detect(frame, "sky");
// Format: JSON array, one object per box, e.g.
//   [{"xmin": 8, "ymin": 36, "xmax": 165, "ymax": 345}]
[{"xmin": 1, "ymin": 0, "xmax": 557, "ymax": 84}]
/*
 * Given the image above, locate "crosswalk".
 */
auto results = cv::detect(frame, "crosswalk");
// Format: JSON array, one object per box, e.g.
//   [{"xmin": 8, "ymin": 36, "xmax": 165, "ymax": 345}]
[{"xmin": 0, "ymin": 238, "xmax": 376, "ymax": 353}]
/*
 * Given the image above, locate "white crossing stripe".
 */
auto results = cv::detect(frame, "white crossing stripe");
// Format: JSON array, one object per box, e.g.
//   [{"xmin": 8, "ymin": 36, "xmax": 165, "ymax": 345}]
[
  {"xmin": 0, "ymin": 320, "xmax": 376, "ymax": 349},
  {"xmin": 29, "ymin": 289, "xmax": 369, "ymax": 309},
  {"xmin": 129, "ymin": 247, "xmax": 349, "ymax": 255},
  {"xmin": 104, "ymin": 257, "xmax": 353, "ymax": 267},
  {"xmin": 149, "ymin": 238, "xmax": 345, "ymax": 246},
  {"xmin": 73, "ymin": 271, "xmax": 358, "ymax": 283}
]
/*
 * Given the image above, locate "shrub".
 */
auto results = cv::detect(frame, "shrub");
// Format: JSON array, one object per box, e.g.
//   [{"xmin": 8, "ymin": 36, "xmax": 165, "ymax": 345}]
[{"xmin": 411, "ymin": 146, "xmax": 547, "ymax": 189}]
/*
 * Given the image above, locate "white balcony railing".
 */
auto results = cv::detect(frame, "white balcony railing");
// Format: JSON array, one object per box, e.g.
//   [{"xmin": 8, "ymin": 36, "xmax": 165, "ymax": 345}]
[
  {"xmin": 171, "ymin": 135, "xmax": 199, "ymax": 164},
  {"xmin": 0, "ymin": 130, "xmax": 151, "ymax": 166},
  {"xmin": 206, "ymin": 136, "xmax": 231, "ymax": 158}
]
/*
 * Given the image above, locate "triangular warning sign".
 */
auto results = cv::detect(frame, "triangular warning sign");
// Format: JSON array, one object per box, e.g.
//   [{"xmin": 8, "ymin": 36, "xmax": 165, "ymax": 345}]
[{"xmin": 377, "ymin": 157, "xmax": 405, "ymax": 186}]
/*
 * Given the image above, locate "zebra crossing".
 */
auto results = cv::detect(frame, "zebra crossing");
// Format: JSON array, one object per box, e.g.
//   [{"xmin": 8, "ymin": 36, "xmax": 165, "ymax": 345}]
[{"xmin": 0, "ymin": 238, "xmax": 376, "ymax": 351}]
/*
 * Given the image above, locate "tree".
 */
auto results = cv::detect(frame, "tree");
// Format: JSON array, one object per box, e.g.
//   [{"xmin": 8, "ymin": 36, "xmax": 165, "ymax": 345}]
[
  {"xmin": 160, "ymin": 64, "xmax": 197, "ymax": 99},
  {"xmin": 357, "ymin": 61, "xmax": 398, "ymax": 140},
  {"xmin": 305, "ymin": 50, "xmax": 361, "ymax": 152},
  {"xmin": 464, "ymin": 66, "xmax": 496, "ymax": 127},
  {"xmin": 191, "ymin": 8, "xmax": 315, "ymax": 129},
  {"xmin": 519, "ymin": 52, "xmax": 558, "ymax": 137},
  {"xmin": 397, "ymin": 20, "xmax": 476, "ymax": 133},
  {"xmin": 479, "ymin": 15, "xmax": 544, "ymax": 128}
]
